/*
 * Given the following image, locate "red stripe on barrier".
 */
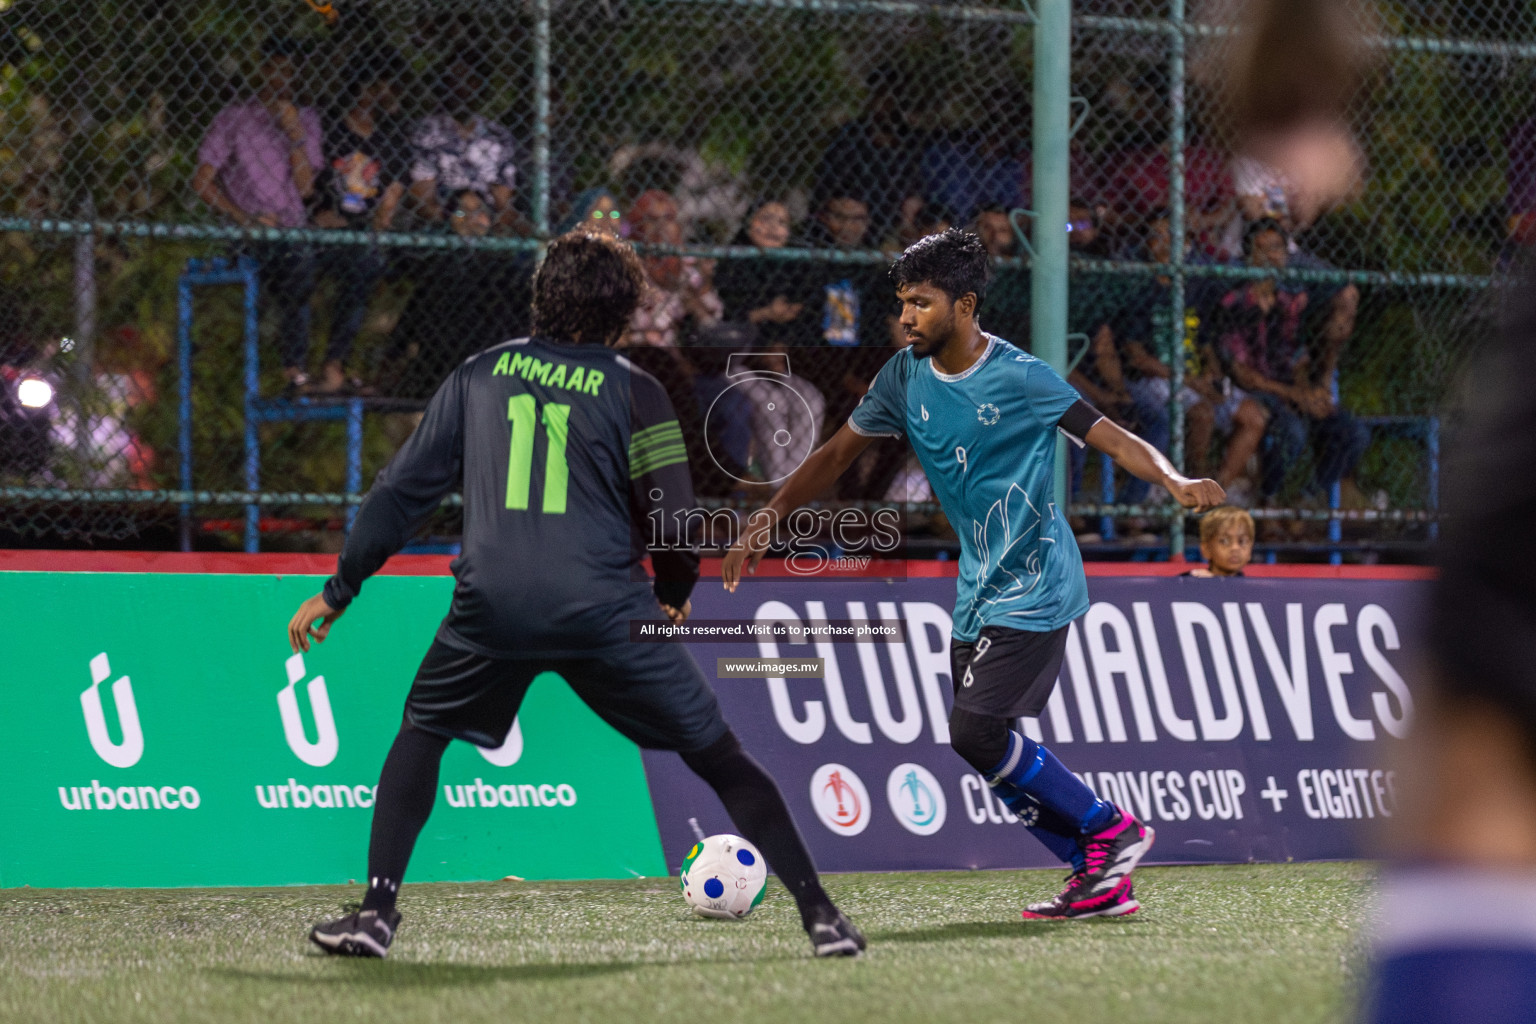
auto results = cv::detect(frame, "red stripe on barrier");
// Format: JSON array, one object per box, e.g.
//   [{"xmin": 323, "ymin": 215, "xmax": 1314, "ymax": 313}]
[
  {"xmin": 0, "ymin": 549, "xmax": 1437, "ymax": 581},
  {"xmin": 0, "ymin": 550, "xmax": 451, "ymax": 576}
]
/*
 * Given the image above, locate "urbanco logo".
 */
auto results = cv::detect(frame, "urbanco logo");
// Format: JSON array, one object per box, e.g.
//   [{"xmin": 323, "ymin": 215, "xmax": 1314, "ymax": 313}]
[
  {"xmin": 81, "ymin": 653, "xmax": 143, "ymax": 768},
  {"xmin": 809, "ymin": 763, "xmax": 870, "ymax": 836},
  {"xmin": 278, "ymin": 654, "xmax": 339, "ymax": 768},
  {"xmin": 478, "ymin": 718, "xmax": 524, "ymax": 767},
  {"xmin": 886, "ymin": 763, "xmax": 946, "ymax": 837}
]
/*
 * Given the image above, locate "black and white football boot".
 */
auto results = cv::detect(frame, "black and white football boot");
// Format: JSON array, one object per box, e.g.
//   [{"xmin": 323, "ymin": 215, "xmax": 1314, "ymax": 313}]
[
  {"xmin": 806, "ymin": 906, "xmax": 867, "ymax": 958},
  {"xmin": 309, "ymin": 907, "xmax": 401, "ymax": 958}
]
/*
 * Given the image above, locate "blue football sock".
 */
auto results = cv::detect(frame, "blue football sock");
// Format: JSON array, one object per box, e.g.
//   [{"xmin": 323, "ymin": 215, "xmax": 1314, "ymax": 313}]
[
  {"xmin": 987, "ymin": 730, "xmax": 1117, "ymax": 836},
  {"xmin": 988, "ymin": 783, "xmax": 1085, "ymax": 869}
]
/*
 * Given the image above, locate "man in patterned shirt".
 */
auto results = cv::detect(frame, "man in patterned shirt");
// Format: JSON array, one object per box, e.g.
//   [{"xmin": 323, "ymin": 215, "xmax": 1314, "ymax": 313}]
[{"xmin": 408, "ymin": 49, "xmax": 528, "ymax": 234}]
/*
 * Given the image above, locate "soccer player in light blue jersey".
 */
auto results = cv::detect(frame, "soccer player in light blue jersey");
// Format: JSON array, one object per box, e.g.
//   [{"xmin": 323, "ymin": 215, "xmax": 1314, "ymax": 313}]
[{"xmin": 724, "ymin": 229, "xmax": 1225, "ymax": 919}]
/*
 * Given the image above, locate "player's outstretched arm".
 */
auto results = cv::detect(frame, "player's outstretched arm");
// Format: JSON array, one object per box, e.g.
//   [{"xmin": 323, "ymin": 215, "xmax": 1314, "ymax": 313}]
[
  {"xmin": 722, "ymin": 422, "xmax": 874, "ymax": 591},
  {"xmin": 1085, "ymin": 417, "xmax": 1225, "ymax": 512},
  {"xmin": 283, "ymin": 367, "xmax": 468, "ymax": 651}
]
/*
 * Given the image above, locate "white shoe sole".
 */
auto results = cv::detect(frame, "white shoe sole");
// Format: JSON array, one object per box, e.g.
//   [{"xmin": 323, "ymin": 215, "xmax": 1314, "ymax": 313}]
[
  {"xmin": 813, "ymin": 937, "xmax": 863, "ymax": 957},
  {"xmin": 1020, "ymin": 895, "xmax": 1141, "ymax": 922},
  {"xmin": 310, "ymin": 928, "xmax": 389, "ymax": 958}
]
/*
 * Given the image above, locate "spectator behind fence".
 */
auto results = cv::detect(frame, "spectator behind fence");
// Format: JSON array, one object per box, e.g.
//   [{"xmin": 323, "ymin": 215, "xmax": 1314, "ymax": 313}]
[
  {"xmin": 798, "ymin": 192, "xmax": 893, "ymax": 425},
  {"xmin": 920, "ymin": 85, "xmax": 1026, "ymax": 226},
  {"xmin": 800, "ymin": 193, "xmax": 888, "ymax": 353},
  {"xmin": 192, "ymin": 36, "xmax": 324, "ymax": 394},
  {"xmin": 380, "ymin": 191, "xmax": 531, "ymax": 398},
  {"xmin": 1099, "ymin": 115, "xmax": 1234, "ymax": 258},
  {"xmin": 1108, "ymin": 214, "xmax": 1267, "ymax": 502},
  {"xmin": 1212, "ymin": 219, "xmax": 1368, "ymax": 499},
  {"xmin": 815, "ymin": 64, "xmax": 926, "ymax": 244},
  {"xmin": 1217, "ymin": 149, "xmax": 1361, "ymax": 354},
  {"xmin": 308, "ymin": 49, "xmax": 412, "ymax": 395},
  {"xmin": 1063, "ymin": 197, "xmax": 1140, "ymax": 500},
  {"xmin": 1220, "ymin": 153, "xmax": 1302, "ymax": 258},
  {"xmin": 1183, "ymin": 506, "xmax": 1255, "ymax": 578},
  {"xmin": 715, "ymin": 199, "xmax": 816, "ymax": 350},
  {"xmin": 1506, "ymin": 110, "xmax": 1536, "ymax": 248},
  {"xmin": 1064, "ymin": 198, "xmax": 1132, "ymax": 423},
  {"xmin": 409, "ymin": 49, "xmax": 527, "ymax": 234},
  {"xmin": 556, "ymin": 187, "xmax": 622, "ymax": 236},
  {"xmin": 885, "ymin": 200, "xmax": 957, "ymax": 258},
  {"xmin": 974, "ymin": 203, "xmax": 1031, "ymax": 346},
  {"xmin": 624, "ymin": 189, "xmax": 723, "ymax": 350}
]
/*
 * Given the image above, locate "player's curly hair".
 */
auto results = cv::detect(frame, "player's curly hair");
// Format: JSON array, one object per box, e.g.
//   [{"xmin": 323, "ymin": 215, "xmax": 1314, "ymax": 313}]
[
  {"xmin": 889, "ymin": 228, "xmax": 990, "ymax": 307},
  {"xmin": 532, "ymin": 228, "xmax": 647, "ymax": 346}
]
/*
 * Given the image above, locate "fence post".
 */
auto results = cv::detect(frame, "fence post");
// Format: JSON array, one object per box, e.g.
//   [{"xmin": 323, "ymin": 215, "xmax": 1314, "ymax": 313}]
[
  {"xmin": 1167, "ymin": 0, "xmax": 1188, "ymax": 560},
  {"xmin": 176, "ymin": 272, "xmax": 194, "ymax": 553},
  {"xmin": 72, "ymin": 198, "xmax": 97, "ymax": 407},
  {"xmin": 1033, "ymin": 0, "xmax": 1072, "ymax": 509},
  {"xmin": 532, "ymin": 0, "xmax": 552, "ymax": 238}
]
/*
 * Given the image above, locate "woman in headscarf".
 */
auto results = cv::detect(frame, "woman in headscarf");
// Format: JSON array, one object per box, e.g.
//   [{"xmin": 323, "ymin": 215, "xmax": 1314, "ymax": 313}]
[{"xmin": 556, "ymin": 187, "xmax": 621, "ymax": 236}]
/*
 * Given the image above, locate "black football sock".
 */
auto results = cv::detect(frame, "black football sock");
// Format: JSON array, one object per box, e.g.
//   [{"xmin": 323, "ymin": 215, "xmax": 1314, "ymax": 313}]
[
  {"xmin": 681, "ymin": 730, "xmax": 833, "ymax": 928},
  {"xmin": 360, "ymin": 722, "xmax": 451, "ymax": 914}
]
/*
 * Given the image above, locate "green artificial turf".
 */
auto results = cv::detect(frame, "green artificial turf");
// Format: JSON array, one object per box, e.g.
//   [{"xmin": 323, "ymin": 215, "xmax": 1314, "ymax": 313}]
[{"xmin": 0, "ymin": 863, "xmax": 1374, "ymax": 1024}]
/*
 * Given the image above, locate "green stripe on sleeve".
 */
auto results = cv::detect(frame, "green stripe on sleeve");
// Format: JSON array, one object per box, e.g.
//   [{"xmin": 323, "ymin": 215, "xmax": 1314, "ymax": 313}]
[
  {"xmin": 630, "ymin": 444, "xmax": 690, "ymax": 479},
  {"xmin": 629, "ymin": 421, "xmax": 684, "ymax": 451},
  {"xmin": 628, "ymin": 421, "xmax": 685, "ymax": 459}
]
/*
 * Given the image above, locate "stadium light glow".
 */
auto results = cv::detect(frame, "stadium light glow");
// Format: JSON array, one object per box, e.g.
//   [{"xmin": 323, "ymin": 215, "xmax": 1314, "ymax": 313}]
[{"xmin": 17, "ymin": 377, "xmax": 54, "ymax": 409}]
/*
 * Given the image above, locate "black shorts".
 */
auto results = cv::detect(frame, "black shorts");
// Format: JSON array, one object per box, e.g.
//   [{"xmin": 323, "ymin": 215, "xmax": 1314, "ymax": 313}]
[
  {"xmin": 404, "ymin": 638, "xmax": 730, "ymax": 753},
  {"xmin": 950, "ymin": 624, "xmax": 1070, "ymax": 719}
]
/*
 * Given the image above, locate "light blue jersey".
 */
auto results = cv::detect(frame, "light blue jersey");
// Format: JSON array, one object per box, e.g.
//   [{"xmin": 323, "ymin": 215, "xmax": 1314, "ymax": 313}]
[{"xmin": 850, "ymin": 334, "xmax": 1090, "ymax": 641}]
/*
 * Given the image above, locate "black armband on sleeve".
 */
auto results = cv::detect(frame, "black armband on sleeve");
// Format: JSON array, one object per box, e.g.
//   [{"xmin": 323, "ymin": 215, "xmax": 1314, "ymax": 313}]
[{"xmin": 1058, "ymin": 399, "xmax": 1105, "ymax": 442}]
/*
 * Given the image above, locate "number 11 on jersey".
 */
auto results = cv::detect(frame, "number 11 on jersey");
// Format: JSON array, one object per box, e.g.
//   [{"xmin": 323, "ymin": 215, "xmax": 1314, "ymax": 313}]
[{"xmin": 505, "ymin": 394, "xmax": 571, "ymax": 513}]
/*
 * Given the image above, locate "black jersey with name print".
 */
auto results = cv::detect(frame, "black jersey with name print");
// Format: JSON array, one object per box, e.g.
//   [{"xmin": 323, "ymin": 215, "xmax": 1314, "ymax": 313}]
[{"xmin": 323, "ymin": 336, "xmax": 698, "ymax": 657}]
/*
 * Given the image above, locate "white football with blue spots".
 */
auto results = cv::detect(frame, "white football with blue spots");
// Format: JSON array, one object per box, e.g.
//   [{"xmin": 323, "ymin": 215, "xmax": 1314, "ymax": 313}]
[{"xmin": 679, "ymin": 834, "xmax": 768, "ymax": 920}]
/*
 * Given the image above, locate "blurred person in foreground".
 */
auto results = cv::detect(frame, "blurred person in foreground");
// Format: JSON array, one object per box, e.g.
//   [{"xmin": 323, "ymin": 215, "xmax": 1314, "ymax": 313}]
[
  {"xmin": 288, "ymin": 228, "xmax": 864, "ymax": 960},
  {"xmin": 1363, "ymin": 268, "xmax": 1536, "ymax": 1023},
  {"xmin": 1207, "ymin": 1, "xmax": 1536, "ymax": 1018}
]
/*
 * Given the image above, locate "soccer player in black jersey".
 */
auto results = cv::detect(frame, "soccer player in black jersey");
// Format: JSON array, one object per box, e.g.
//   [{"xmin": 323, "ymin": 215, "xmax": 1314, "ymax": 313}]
[{"xmin": 287, "ymin": 229, "xmax": 864, "ymax": 959}]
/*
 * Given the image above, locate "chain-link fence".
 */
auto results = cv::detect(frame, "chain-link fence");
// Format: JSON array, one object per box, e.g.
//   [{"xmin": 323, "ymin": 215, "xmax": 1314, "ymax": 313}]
[{"xmin": 0, "ymin": 0, "xmax": 1520, "ymax": 557}]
